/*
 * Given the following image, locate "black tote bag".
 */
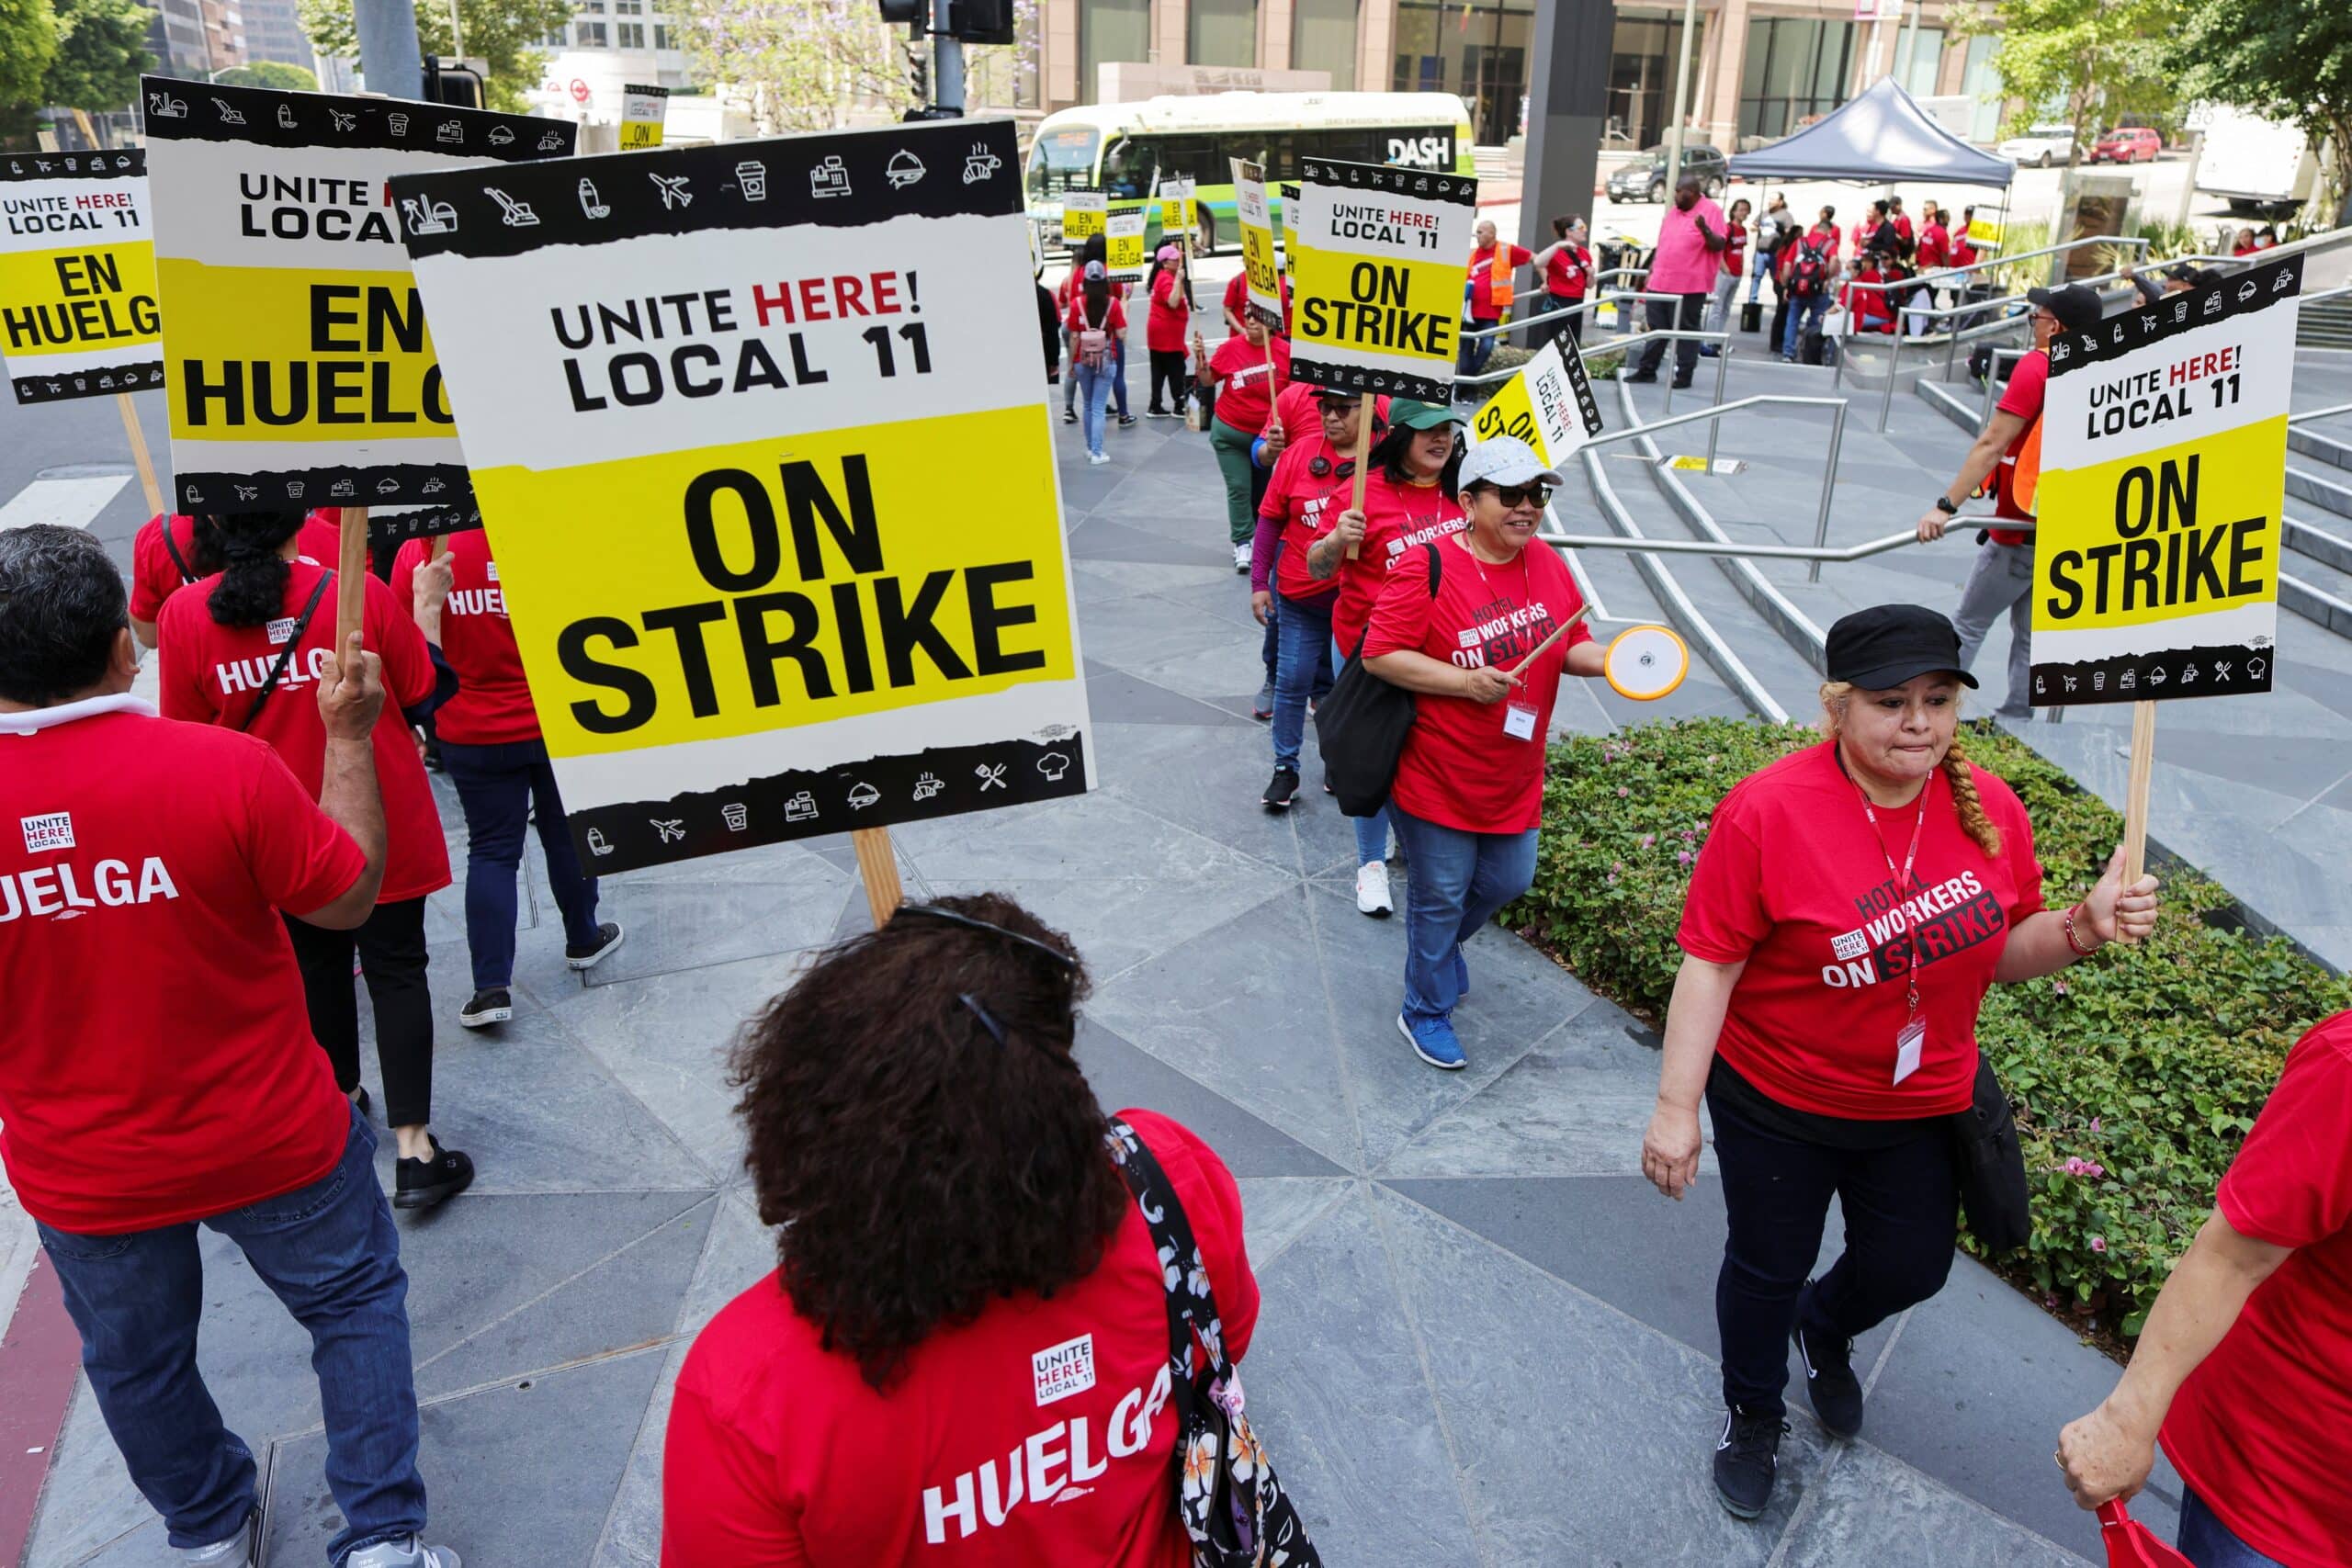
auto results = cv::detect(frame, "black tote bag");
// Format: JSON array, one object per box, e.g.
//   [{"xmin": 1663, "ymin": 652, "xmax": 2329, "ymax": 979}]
[{"xmin": 1314, "ymin": 542, "xmax": 1441, "ymax": 817}]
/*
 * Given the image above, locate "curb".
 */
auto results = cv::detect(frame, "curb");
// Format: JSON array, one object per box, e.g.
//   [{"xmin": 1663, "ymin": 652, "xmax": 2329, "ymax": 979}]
[{"xmin": 0, "ymin": 1254, "xmax": 81, "ymax": 1568}]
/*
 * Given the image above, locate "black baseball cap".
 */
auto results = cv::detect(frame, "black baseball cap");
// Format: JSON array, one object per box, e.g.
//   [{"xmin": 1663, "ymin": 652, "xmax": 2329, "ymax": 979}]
[
  {"xmin": 2025, "ymin": 283, "xmax": 2103, "ymax": 334},
  {"xmin": 1826, "ymin": 604, "xmax": 1978, "ymax": 690},
  {"xmin": 2163, "ymin": 263, "xmax": 2218, "ymax": 289}
]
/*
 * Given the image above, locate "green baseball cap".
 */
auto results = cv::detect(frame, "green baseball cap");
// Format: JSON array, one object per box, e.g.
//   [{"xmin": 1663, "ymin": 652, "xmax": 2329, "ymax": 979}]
[{"xmin": 1386, "ymin": 399, "xmax": 1464, "ymax": 431}]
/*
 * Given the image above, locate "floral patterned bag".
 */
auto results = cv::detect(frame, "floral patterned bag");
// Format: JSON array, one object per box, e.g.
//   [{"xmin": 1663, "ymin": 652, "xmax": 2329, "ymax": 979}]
[{"xmin": 1107, "ymin": 1119, "xmax": 1321, "ymax": 1568}]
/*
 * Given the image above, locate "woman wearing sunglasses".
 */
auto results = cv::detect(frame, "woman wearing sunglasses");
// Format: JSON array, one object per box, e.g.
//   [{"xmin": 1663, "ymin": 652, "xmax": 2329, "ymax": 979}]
[
  {"xmin": 1361, "ymin": 437, "xmax": 1605, "ymax": 1069},
  {"xmin": 1312, "ymin": 400, "xmax": 1469, "ymax": 918},
  {"xmin": 1252, "ymin": 386, "xmax": 1373, "ymax": 812},
  {"xmin": 663, "ymin": 894, "xmax": 1261, "ymax": 1565}
]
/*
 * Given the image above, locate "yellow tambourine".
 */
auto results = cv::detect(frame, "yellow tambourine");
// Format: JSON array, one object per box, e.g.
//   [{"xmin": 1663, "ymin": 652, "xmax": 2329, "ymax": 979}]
[{"xmin": 1604, "ymin": 625, "xmax": 1690, "ymax": 701}]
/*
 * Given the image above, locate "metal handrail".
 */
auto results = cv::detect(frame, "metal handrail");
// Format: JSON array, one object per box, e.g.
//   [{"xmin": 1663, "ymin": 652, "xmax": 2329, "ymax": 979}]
[
  {"xmin": 1544, "ymin": 517, "xmax": 2029, "ymax": 563},
  {"xmin": 1838, "ymin": 233, "xmax": 2151, "ymax": 305},
  {"xmin": 1859, "ymin": 265, "xmax": 2153, "ymax": 429},
  {"xmin": 1458, "ymin": 325, "xmax": 1734, "ymax": 423},
  {"xmin": 2175, "ymin": 223, "xmax": 2352, "ymax": 270},
  {"xmin": 1457, "ymin": 288, "xmax": 1679, "ymax": 341},
  {"xmin": 1553, "ymin": 392, "xmax": 1849, "ymax": 579},
  {"xmin": 2290, "ymin": 401, "xmax": 2352, "ymax": 426}
]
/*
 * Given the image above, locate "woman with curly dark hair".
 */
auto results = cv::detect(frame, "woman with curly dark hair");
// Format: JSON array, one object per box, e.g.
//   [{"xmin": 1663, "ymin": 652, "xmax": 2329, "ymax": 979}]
[
  {"xmin": 155, "ymin": 509, "xmax": 474, "ymax": 1212},
  {"xmin": 662, "ymin": 893, "xmax": 1260, "ymax": 1565}
]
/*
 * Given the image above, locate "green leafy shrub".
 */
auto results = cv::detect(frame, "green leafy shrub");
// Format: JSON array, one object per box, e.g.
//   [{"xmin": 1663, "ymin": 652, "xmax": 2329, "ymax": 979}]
[{"xmin": 1510, "ymin": 716, "xmax": 2352, "ymax": 1337}]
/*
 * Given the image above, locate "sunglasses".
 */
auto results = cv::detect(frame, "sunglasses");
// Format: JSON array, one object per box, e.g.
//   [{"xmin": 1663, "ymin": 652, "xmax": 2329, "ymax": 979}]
[
  {"xmin": 1308, "ymin": 456, "xmax": 1359, "ymax": 479},
  {"xmin": 1476, "ymin": 481, "xmax": 1553, "ymax": 509}
]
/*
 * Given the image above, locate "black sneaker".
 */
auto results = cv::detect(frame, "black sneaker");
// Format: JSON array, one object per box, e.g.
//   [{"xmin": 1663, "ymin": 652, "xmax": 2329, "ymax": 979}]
[
  {"xmin": 1671, "ymin": 373, "xmax": 1694, "ymax": 389},
  {"xmin": 458, "ymin": 988, "xmax": 513, "ymax": 1029},
  {"xmin": 1792, "ymin": 1282, "xmax": 1864, "ymax": 1438},
  {"xmin": 1624, "ymin": 369, "xmax": 1658, "ymax": 384},
  {"xmin": 1713, "ymin": 1404, "xmax": 1789, "ymax": 1519},
  {"xmin": 566, "ymin": 920, "xmax": 626, "ymax": 971},
  {"xmin": 1261, "ymin": 767, "xmax": 1301, "ymax": 810},
  {"xmin": 1116, "ymin": 412, "xmax": 1137, "ymax": 427},
  {"xmin": 393, "ymin": 1137, "xmax": 475, "ymax": 1211},
  {"xmin": 1062, "ymin": 406, "xmax": 1077, "ymax": 424}
]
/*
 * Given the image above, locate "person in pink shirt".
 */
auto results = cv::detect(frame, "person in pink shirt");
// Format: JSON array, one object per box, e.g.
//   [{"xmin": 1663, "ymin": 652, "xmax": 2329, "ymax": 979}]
[{"xmin": 1628, "ymin": 175, "xmax": 1728, "ymax": 389}]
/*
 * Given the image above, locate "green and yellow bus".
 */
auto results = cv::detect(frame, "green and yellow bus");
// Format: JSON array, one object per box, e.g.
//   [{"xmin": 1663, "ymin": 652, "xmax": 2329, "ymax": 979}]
[{"xmin": 1024, "ymin": 91, "xmax": 1475, "ymax": 254}]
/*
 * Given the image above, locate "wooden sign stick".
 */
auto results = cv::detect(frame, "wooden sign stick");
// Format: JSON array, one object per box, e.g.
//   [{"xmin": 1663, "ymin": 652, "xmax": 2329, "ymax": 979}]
[
  {"xmin": 851, "ymin": 826, "xmax": 903, "ymax": 927},
  {"xmin": 116, "ymin": 393, "xmax": 164, "ymax": 517},
  {"xmin": 336, "ymin": 505, "xmax": 369, "ymax": 661},
  {"xmin": 1506, "ymin": 604, "xmax": 1593, "ymax": 675},
  {"xmin": 2120, "ymin": 697, "xmax": 2156, "ymax": 891},
  {"xmin": 1344, "ymin": 393, "xmax": 1376, "ymax": 559}
]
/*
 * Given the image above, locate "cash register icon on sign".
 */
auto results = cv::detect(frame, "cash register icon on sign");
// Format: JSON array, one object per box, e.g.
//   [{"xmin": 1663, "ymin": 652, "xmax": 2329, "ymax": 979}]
[{"xmin": 810, "ymin": 155, "xmax": 852, "ymax": 199}]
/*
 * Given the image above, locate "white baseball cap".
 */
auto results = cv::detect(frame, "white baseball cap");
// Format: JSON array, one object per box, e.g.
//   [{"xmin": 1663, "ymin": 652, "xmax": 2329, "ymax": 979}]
[{"xmin": 1457, "ymin": 434, "xmax": 1564, "ymax": 492}]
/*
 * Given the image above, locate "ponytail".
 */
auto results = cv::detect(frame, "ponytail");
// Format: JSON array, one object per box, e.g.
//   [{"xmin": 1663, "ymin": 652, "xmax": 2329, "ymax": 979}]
[
  {"xmin": 203, "ymin": 510, "xmax": 306, "ymax": 628},
  {"xmin": 1083, "ymin": 276, "xmax": 1109, "ymax": 328},
  {"xmin": 1817, "ymin": 680, "xmax": 2002, "ymax": 858}
]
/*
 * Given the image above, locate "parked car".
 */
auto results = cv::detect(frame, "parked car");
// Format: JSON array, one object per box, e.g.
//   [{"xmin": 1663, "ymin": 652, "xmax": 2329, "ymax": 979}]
[
  {"xmin": 1605, "ymin": 143, "xmax": 1728, "ymax": 203},
  {"xmin": 2091, "ymin": 127, "xmax": 2163, "ymax": 164},
  {"xmin": 1996, "ymin": 124, "xmax": 2076, "ymax": 169}
]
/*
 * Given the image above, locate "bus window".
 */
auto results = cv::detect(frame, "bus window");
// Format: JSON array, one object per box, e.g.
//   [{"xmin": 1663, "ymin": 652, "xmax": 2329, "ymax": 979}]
[
  {"xmin": 1027, "ymin": 125, "xmax": 1100, "ymax": 198},
  {"xmin": 1101, "ymin": 135, "xmax": 1156, "ymax": 198},
  {"xmin": 1156, "ymin": 135, "xmax": 1221, "ymax": 189}
]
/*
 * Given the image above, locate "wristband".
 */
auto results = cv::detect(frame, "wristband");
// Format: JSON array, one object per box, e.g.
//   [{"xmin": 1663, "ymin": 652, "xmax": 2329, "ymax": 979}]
[
  {"xmin": 1934, "ymin": 496, "xmax": 1959, "ymax": 515},
  {"xmin": 2063, "ymin": 903, "xmax": 2101, "ymax": 957}
]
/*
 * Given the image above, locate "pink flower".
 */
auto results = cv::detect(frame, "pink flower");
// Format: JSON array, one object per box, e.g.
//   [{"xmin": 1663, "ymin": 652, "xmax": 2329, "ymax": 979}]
[
  {"xmin": 1639, "ymin": 833, "xmax": 1656, "ymax": 848},
  {"xmin": 1677, "ymin": 850, "xmax": 1695, "ymax": 866},
  {"xmin": 1617, "ymin": 786, "xmax": 1630, "ymax": 797},
  {"xmin": 2090, "ymin": 1116, "xmax": 2103, "ymax": 1134},
  {"xmin": 2088, "ymin": 1235, "xmax": 2109, "ymax": 1254},
  {"xmin": 2052, "ymin": 978, "xmax": 2069, "ymax": 996},
  {"xmin": 2063, "ymin": 1156, "xmax": 2107, "ymax": 1179}
]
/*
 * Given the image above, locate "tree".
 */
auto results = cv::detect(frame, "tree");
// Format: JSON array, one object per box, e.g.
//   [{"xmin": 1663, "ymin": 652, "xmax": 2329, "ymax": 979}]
[
  {"xmin": 2167, "ymin": 0, "xmax": 2352, "ymax": 230},
  {"xmin": 673, "ymin": 0, "xmax": 917, "ymax": 132},
  {"xmin": 0, "ymin": 0, "xmax": 62, "ymax": 116},
  {"xmin": 297, "ymin": 0, "xmax": 571, "ymax": 112},
  {"xmin": 1951, "ymin": 0, "xmax": 2182, "ymax": 154},
  {"xmin": 41, "ymin": 0, "xmax": 151, "ymax": 112},
  {"xmin": 215, "ymin": 61, "xmax": 321, "ymax": 91}
]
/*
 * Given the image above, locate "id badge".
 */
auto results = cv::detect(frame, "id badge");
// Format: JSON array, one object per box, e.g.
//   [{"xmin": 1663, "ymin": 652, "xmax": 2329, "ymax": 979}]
[
  {"xmin": 1501, "ymin": 702, "xmax": 1539, "ymax": 741},
  {"xmin": 1892, "ymin": 1016, "xmax": 1926, "ymax": 1086}
]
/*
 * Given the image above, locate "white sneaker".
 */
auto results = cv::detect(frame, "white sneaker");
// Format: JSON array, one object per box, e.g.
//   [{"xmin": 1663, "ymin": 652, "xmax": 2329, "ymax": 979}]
[
  {"xmin": 176, "ymin": 1515, "xmax": 254, "ymax": 1565},
  {"xmin": 345, "ymin": 1538, "xmax": 462, "ymax": 1568},
  {"xmin": 1355, "ymin": 860, "xmax": 1394, "ymax": 918},
  {"xmin": 1088, "ymin": 451, "xmax": 1111, "ymax": 466},
  {"xmin": 1233, "ymin": 541, "xmax": 1251, "ymax": 572}
]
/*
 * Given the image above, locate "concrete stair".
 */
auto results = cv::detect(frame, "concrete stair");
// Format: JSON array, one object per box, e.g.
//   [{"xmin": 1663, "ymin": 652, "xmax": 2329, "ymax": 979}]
[{"xmin": 2299, "ymin": 296, "xmax": 2352, "ymax": 351}]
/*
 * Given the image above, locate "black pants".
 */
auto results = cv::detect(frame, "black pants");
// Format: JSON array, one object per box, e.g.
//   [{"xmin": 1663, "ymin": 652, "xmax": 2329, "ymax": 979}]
[
  {"xmin": 283, "ymin": 897, "xmax": 435, "ymax": 1130},
  {"xmin": 1635, "ymin": 292, "xmax": 1708, "ymax": 379},
  {"xmin": 1770, "ymin": 293, "xmax": 1792, "ymax": 364},
  {"xmin": 1708, "ymin": 1084, "xmax": 1958, "ymax": 1417},
  {"xmin": 1148, "ymin": 349, "xmax": 1189, "ymax": 412},
  {"xmin": 1531, "ymin": 298, "xmax": 1584, "ymax": 355}
]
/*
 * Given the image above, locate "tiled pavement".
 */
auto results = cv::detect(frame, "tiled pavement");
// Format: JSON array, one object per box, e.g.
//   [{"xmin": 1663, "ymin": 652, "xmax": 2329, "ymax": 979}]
[{"xmin": 22, "ymin": 344, "xmax": 2188, "ymax": 1566}]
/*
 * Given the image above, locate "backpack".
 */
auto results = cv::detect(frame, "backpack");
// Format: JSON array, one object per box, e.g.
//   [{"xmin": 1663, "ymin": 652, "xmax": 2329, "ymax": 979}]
[{"xmin": 1789, "ymin": 241, "xmax": 1827, "ymax": 299}]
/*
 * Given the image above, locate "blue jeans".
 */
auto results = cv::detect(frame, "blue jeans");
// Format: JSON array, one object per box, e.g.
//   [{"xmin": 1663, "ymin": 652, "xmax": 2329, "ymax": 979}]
[
  {"xmin": 1077, "ymin": 360, "xmax": 1114, "ymax": 457},
  {"xmin": 1270, "ymin": 590, "xmax": 1335, "ymax": 770},
  {"xmin": 1331, "ymin": 633, "xmax": 1393, "ymax": 864},
  {"xmin": 1110, "ymin": 337, "xmax": 1131, "ymax": 418},
  {"xmin": 37, "ymin": 1107, "xmax": 424, "ymax": 1562},
  {"xmin": 2178, "ymin": 1487, "xmax": 2287, "ymax": 1568},
  {"xmin": 1746, "ymin": 246, "xmax": 1774, "ymax": 303},
  {"xmin": 1458, "ymin": 321, "xmax": 1498, "ymax": 376},
  {"xmin": 1781, "ymin": 292, "xmax": 1830, "ymax": 357},
  {"xmin": 439, "ymin": 736, "xmax": 604, "ymax": 991},
  {"xmin": 1390, "ymin": 807, "xmax": 1539, "ymax": 1024}
]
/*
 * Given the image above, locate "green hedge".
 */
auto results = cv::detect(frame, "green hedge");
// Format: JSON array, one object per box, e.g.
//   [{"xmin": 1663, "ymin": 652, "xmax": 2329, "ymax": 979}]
[{"xmin": 1510, "ymin": 716, "xmax": 2352, "ymax": 1337}]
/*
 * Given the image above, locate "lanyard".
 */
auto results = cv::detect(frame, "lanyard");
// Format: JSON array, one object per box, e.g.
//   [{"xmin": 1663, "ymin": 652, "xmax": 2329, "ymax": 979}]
[
  {"xmin": 1854, "ymin": 768, "xmax": 1931, "ymax": 1021},
  {"xmin": 1462, "ymin": 536, "xmax": 1532, "ymax": 612}
]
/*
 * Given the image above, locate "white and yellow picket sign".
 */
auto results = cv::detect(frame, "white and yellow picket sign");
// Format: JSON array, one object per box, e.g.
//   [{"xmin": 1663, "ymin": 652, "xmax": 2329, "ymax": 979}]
[
  {"xmin": 0, "ymin": 148, "xmax": 161, "ymax": 404},
  {"xmin": 1286, "ymin": 156, "xmax": 1476, "ymax": 402},
  {"xmin": 140, "ymin": 73, "xmax": 573, "ymax": 514},
  {"xmin": 1468, "ymin": 337, "xmax": 1604, "ymax": 468},
  {"xmin": 391, "ymin": 119, "xmax": 1093, "ymax": 875}
]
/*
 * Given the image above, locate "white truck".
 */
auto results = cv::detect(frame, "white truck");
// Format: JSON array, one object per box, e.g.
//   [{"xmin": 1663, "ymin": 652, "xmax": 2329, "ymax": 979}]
[{"xmin": 2191, "ymin": 104, "xmax": 2322, "ymax": 218}]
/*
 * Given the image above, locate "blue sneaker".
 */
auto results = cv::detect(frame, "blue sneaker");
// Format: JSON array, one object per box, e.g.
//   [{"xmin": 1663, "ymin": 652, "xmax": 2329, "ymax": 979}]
[
  {"xmin": 1397, "ymin": 1011, "xmax": 1466, "ymax": 1070},
  {"xmin": 1453, "ymin": 946, "xmax": 1470, "ymax": 999}
]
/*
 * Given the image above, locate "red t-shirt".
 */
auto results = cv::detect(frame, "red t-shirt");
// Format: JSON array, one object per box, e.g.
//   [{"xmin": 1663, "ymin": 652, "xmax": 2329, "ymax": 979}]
[
  {"xmin": 1951, "ymin": 225, "xmax": 1978, "ymax": 267},
  {"xmin": 156, "ymin": 559, "xmax": 451, "ymax": 904},
  {"xmin": 1207, "ymin": 333, "xmax": 1290, "ymax": 435},
  {"xmin": 1221, "ymin": 270, "xmax": 1292, "ymax": 334},
  {"xmin": 1721, "ymin": 221, "xmax": 1748, "ymax": 277},
  {"xmin": 1146, "ymin": 267, "xmax": 1189, "ymax": 353},
  {"xmin": 1678, "ymin": 742, "xmax": 2044, "ymax": 1119},
  {"xmin": 1917, "ymin": 223, "xmax": 1949, "ymax": 270},
  {"xmin": 1468, "ymin": 242, "xmax": 1535, "ymax": 319},
  {"xmin": 1363, "ymin": 532, "xmax": 1591, "ymax": 833},
  {"xmin": 1063, "ymin": 295, "xmax": 1128, "ymax": 337},
  {"xmin": 130, "ymin": 510, "xmax": 344, "ymax": 626},
  {"xmin": 1545, "ymin": 243, "xmax": 1591, "ymax": 299},
  {"xmin": 659, "ymin": 1110, "xmax": 1255, "ymax": 1568},
  {"xmin": 0, "ymin": 700, "xmax": 363, "ymax": 1234},
  {"xmin": 1333, "ymin": 470, "xmax": 1467, "ymax": 660},
  {"xmin": 1990, "ymin": 348, "xmax": 2049, "ymax": 546},
  {"xmin": 391, "ymin": 533, "xmax": 538, "ymax": 747},
  {"xmin": 1258, "ymin": 433, "xmax": 1355, "ymax": 603},
  {"xmin": 2163, "ymin": 1012, "xmax": 2352, "ymax": 1568}
]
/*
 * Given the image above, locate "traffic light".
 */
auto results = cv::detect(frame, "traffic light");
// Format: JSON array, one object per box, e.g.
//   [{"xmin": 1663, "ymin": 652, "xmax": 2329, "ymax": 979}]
[
  {"xmin": 949, "ymin": 0, "xmax": 1013, "ymax": 44},
  {"xmin": 423, "ymin": 57, "xmax": 486, "ymax": 109},
  {"xmin": 876, "ymin": 0, "xmax": 924, "ymax": 33}
]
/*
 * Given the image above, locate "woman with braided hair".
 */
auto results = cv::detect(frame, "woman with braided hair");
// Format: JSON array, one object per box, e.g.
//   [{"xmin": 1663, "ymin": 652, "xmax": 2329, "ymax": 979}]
[{"xmin": 1638, "ymin": 604, "xmax": 2160, "ymax": 1520}]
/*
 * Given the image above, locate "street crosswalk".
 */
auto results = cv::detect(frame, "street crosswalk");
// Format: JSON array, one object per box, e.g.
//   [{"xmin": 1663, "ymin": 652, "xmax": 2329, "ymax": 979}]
[{"xmin": 0, "ymin": 474, "xmax": 132, "ymax": 533}]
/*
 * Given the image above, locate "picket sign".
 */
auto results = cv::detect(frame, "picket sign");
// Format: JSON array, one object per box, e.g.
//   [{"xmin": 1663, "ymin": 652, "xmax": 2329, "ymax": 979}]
[
  {"xmin": 390, "ymin": 119, "xmax": 1094, "ymax": 892},
  {"xmin": 2029, "ymin": 253, "xmax": 2303, "ymax": 894},
  {"xmin": 54, "ymin": 109, "xmax": 168, "ymax": 518},
  {"xmin": 1283, "ymin": 157, "xmax": 1478, "ymax": 556}
]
